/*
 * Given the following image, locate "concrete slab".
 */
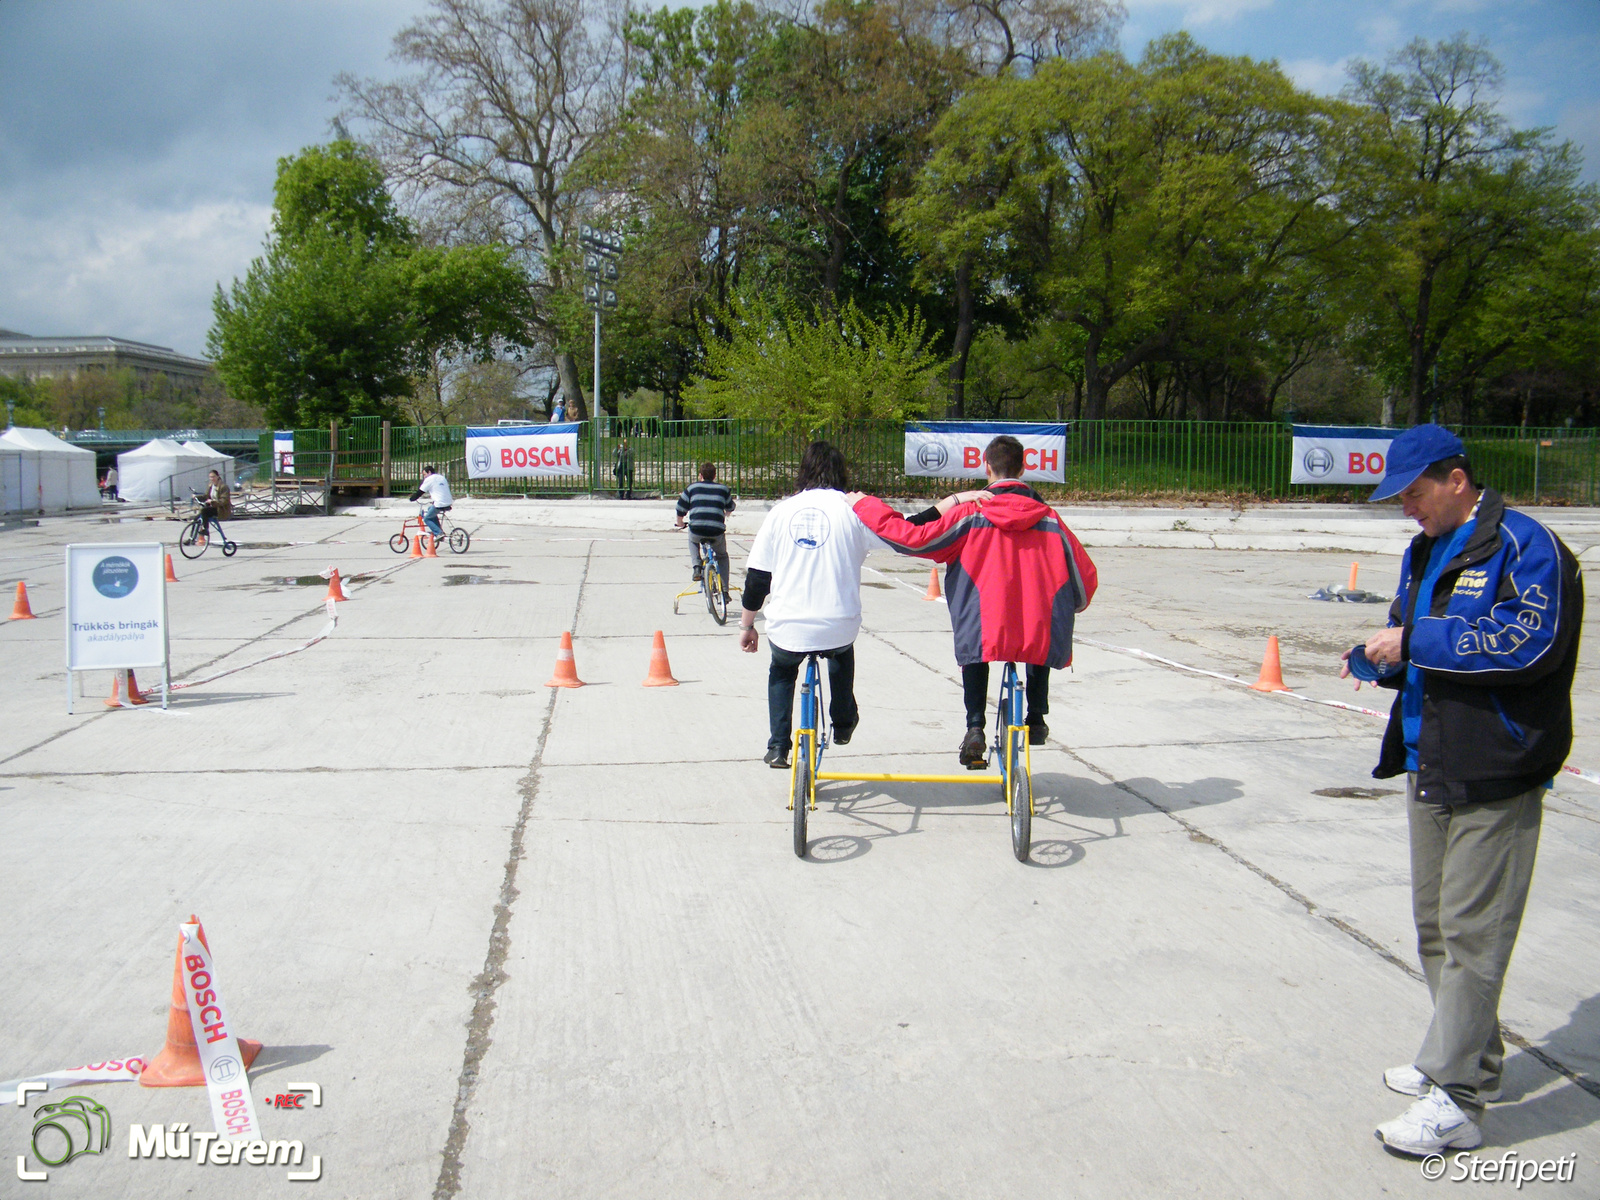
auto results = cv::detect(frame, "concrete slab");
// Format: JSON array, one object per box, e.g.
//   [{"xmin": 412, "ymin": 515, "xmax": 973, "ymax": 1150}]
[{"xmin": 0, "ymin": 504, "xmax": 1594, "ymax": 1199}]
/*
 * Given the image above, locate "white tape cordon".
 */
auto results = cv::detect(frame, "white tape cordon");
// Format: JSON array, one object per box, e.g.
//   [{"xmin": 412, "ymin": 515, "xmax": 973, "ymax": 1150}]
[{"xmin": 170, "ymin": 600, "xmax": 338, "ymax": 693}]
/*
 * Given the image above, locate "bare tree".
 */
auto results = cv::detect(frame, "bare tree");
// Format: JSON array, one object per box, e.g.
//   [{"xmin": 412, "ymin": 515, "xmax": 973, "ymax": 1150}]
[{"xmin": 341, "ymin": 0, "xmax": 632, "ymax": 419}]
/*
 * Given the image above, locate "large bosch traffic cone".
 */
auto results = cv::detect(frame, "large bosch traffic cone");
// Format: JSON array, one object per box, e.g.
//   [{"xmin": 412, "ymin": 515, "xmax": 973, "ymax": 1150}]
[
  {"xmin": 408, "ymin": 531, "xmax": 424, "ymax": 559},
  {"xmin": 922, "ymin": 567, "xmax": 942, "ymax": 601},
  {"xmin": 545, "ymin": 631, "xmax": 585, "ymax": 688},
  {"xmin": 1348, "ymin": 562, "xmax": 1360, "ymax": 592},
  {"xmin": 106, "ymin": 670, "xmax": 150, "ymax": 707},
  {"xmin": 325, "ymin": 568, "xmax": 351, "ymax": 602},
  {"xmin": 141, "ymin": 915, "xmax": 261, "ymax": 1087},
  {"xmin": 165, "ymin": 554, "xmax": 179, "ymax": 583},
  {"xmin": 642, "ymin": 630, "xmax": 679, "ymax": 687},
  {"xmin": 9, "ymin": 581, "xmax": 36, "ymax": 619},
  {"xmin": 1249, "ymin": 635, "xmax": 1290, "ymax": 693},
  {"xmin": 423, "ymin": 533, "xmax": 439, "ymax": 558}
]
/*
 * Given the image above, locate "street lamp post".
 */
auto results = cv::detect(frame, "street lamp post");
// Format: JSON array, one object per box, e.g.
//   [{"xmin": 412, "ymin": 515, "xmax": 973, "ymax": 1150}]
[{"xmin": 580, "ymin": 224, "xmax": 621, "ymax": 494}]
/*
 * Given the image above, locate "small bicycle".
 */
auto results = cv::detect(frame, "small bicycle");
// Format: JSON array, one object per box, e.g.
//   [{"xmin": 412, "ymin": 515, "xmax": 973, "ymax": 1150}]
[
  {"xmin": 673, "ymin": 540, "xmax": 736, "ymax": 625},
  {"xmin": 389, "ymin": 507, "xmax": 469, "ymax": 554},
  {"xmin": 178, "ymin": 491, "xmax": 237, "ymax": 559},
  {"xmin": 788, "ymin": 657, "xmax": 1033, "ymax": 861}
]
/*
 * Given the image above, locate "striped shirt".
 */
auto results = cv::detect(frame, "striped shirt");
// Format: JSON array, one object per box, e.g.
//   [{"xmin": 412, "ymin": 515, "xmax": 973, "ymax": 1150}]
[{"xmin": 676, "ymin": 480, "xmax": 735, "ymax": 536}]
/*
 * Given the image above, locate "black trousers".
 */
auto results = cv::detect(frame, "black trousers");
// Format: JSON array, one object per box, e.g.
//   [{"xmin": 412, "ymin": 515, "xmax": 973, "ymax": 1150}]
[
  {"xmin": 768, "ymin": 643, "xmax": 858, "ymax": 751},
  {"xmin": 962, "ymin": 663, "xmax": 1049, "ymax": 729}
]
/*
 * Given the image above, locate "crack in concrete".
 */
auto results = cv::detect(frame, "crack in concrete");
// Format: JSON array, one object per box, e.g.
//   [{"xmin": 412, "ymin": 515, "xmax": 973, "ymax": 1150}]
[{"xmin": 433, "ymin": 540, "xmax": 595, "ymax": 1200}]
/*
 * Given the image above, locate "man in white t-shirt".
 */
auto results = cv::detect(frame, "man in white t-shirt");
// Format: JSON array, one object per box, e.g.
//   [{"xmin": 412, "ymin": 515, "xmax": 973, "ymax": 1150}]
[
  {"xmin": 408, "ymin": 464, "xmax": 455, "ymax": 544},
  {"xmin": 739, "ymin": 441, "xmax": 884, "ymax": 768}
]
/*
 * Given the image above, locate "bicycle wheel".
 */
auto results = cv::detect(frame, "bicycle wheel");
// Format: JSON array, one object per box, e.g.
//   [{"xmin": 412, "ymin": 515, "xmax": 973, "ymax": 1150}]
[
  {"xmin": 178, "ymin": 518, "xmax": 206, "ymax": 559},
  {"xmin": 222, "ymin": 540, "xmax": 237, "ymax": 557},
  {"xmin": 1007, "ymin": 728, "xmax": 1031, "ymax": 862},
  {"xmin": 449, "ymin": 527, "xmax": 470, "ymax": 553},
  {"xmin": 706, "ymin": 561, "xmax": 728, "ymax": 625},
  {"xmin": 792, "ymin": 732, "xmax": 811, "ymax": 858},
  {"xmin": 389, "ymin": 533, "xmax": 410, "ymax": 553}
]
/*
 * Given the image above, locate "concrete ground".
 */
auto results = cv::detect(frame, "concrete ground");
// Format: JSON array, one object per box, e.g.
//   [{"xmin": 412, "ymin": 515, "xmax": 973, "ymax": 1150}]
[{"xmin": 0, "ymin": 498, "xmax": 1596, "ymax": 1199}]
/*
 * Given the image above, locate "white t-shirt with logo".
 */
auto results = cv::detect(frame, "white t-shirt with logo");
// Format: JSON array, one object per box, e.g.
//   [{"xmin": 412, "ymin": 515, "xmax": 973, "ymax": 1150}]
[
  {"xmin": 747, "ymin": 488, "xmax": 884, "ymax": 652},
  {"xmin": 419, "ymin": 473, "xmax": 454, "ymax": 507}
]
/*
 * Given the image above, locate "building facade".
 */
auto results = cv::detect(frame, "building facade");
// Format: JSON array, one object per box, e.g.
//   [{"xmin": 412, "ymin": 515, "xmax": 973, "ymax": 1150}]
[{"xmin": 0, "ymin": 329, "xmax": 214, "ymax": 390}]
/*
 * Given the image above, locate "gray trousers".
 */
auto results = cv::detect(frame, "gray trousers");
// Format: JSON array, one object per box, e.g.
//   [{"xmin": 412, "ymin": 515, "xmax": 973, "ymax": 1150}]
[
  {"xmin": 688, "ymin": 532, "xmax": 728, "ymax": 588},
  {"xmin": 1407, "ymin": 774, "xmax": 1543, "ymax": 1118}
]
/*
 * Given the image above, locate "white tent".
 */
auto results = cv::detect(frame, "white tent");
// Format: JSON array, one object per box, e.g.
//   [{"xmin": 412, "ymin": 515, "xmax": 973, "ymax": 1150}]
[
  {"xmin": 0, "ymin": 426, "xmax": 101, "ymax": 514},
  {"xmin": 117, "ymin": 438, "xmax": 215, "ymax": 505},
  {"xmin": 180, "ymin": 440, "xmax": 236, "ymax": 488}
]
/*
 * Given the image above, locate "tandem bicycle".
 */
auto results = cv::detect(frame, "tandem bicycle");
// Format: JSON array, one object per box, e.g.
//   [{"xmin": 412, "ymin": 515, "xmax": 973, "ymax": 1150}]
[{"xmin": 788, "ymin": 656, "xmax": 1034, "ymax": 862}]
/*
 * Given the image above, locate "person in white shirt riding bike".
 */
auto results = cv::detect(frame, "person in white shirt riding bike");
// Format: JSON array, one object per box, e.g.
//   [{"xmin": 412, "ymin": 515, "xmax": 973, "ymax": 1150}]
[{"xmin": 409, "ymin": 465, "xmax": 454, "ymax": 546}]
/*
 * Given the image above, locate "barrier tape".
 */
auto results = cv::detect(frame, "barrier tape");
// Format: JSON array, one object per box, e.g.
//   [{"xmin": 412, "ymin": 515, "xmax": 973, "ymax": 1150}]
[
  {"xmin": 1074, "ymin": 636, "xmax": 1599, "ymax": 789},
  {"xmin": 169, "ymin": 600, "xmax": 337, "ymax": 693},
  {"xmin": 179, "ymin": 923, "xmax": 263, "ymax": 1140},
  {"xmin": 1, "ymin": 1060, "xmax": 146, "ymax": 1105}
]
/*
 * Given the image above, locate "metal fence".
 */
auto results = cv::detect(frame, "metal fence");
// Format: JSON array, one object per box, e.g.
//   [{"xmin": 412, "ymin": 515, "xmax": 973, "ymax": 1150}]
[{"xmin": 260, "ymin": 419, "xmax": 1599, "ymax": 506}]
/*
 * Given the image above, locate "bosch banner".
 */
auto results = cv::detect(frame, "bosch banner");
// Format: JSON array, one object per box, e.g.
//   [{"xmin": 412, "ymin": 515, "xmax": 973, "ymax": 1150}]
[
  {"xmin": 1291, "ymin": 425, "xmax": 1399, "ymax": 486},
  {"xmin": 465, "ymin": 424, "xmax": 582, "ymax": 480},
  {"xmin": 903, "ymin": 421, "xmax": 1067, "ymax": 483}
]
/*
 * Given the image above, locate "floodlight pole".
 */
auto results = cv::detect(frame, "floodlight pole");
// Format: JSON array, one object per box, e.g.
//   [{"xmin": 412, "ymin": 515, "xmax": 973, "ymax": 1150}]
[{"xmin": 593, "ymin": 306, "xmax": 602, "ymax": 493}]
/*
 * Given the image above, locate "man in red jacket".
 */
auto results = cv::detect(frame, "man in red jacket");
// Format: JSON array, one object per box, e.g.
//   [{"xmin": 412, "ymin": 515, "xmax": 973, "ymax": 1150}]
[{"xmin": 847, "ymin": 435, "xmax": 1096, "ymax": 766}]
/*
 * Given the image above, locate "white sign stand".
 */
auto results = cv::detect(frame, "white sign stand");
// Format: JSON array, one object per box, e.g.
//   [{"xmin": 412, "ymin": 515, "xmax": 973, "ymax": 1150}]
[{"xmin": 64, "ymin": 543, "xmax": 169, "ymax": 713}]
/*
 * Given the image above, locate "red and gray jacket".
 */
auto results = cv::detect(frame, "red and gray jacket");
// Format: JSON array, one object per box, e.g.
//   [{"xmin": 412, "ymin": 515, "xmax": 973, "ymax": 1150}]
[{"xmin": 853, "ymin": 481, "xmax": 1097, "ymax": 668}]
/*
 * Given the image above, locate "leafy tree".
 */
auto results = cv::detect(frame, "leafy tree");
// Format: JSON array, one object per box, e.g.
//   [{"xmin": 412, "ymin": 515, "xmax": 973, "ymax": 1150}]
[
  {"xmin": 682, "ymin": 293, "xmax": 948, "ymax": 431},
  {"xmin": 209, "ymin": 141, "xmax": 534, "ymax": 427}
]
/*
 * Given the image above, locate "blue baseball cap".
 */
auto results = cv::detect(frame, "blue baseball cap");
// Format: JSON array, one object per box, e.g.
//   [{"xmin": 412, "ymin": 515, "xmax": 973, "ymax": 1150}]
[{"xmin": 1367, "ymin": 424, "xmax": 1466, "ymax": 502}]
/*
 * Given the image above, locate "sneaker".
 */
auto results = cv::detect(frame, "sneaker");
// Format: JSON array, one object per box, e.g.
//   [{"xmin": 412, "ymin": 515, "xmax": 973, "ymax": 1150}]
[
  {"xmin": 763, "ymin": 745, "xmax": 789, "ymax": 770},
  {"xmin": 1384, "ymin": 1064, "xmax": 1501, "ymax": 1103},
  {"xmin": 959, "ymin": 727, "xmax": 987, "ymax": 768},
  {"xmin": 833, "ymin": 721, "xmax": 857, "ymax": 746},
  {"xmin": 1374, "ymin": 1086, "xmax": 1482, "ymax": 1156},
  {"xmin": 1027, "ymin": 718, "xmax": 1049, "ymax": 746}
]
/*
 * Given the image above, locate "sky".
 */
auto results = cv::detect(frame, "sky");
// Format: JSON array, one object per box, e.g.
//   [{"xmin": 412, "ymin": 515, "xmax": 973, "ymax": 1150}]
[{"xmin": 1, "ymin": 0, "xmax": 1597, "ymax": 360}]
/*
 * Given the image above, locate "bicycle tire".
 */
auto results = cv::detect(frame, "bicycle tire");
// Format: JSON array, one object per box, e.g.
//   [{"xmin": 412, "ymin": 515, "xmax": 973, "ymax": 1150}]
[
  {"xmin": 389, "ymin": 533, "xmax": 410, "ymax": 554},
  {"xmin": 792, "ymin": 732, "xmax": 811, "ymax": 858},
  {"xmin": 706, "ymin": 563, "xmax": 728, "ymax": 625},
  {"xmin": 1007, "ymin": 729, "xmax": 1031, "ymax": 862},
  {"xmin": 178, "ymin": 519, "xmax": 206, "ymax": 559},
  {"xmin": 449, "ymin": 527, "xmax": 469, "ymax": 553},
  {"xmin": 222, "ymin": 540, "xmax": 237, "ymax": 557}
]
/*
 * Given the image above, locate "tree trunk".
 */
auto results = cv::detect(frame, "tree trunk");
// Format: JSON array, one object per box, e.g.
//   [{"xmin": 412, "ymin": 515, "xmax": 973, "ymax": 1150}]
[
  {"xmin": 1382, "ymin": 389, "xmax": 1396, "ymax": 427},
  {"xmin": 1082, "ymin": 326, "xmax": 1108, "ymax": 422},
  {"xmin": 1072, "ymin": 376, "xmax": 1083, "ymax": 422},
  {"xmin": 946, "ymin": 256, "xmax": 975, "ymax": 419},
  {"xmin": 557, "ymin": 351, "xmax": 587, "ymax": 421}
]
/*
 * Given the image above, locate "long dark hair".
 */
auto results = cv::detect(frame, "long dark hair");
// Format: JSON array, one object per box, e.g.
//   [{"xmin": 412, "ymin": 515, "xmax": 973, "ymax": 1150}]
[{"xmin": 795, "ymin": 441, "xmax": 848, "ymax": 492}]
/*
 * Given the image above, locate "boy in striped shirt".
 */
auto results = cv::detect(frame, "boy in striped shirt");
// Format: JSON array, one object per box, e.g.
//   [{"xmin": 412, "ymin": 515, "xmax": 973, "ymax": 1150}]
[{"xmin": 675, "ymin": 463, "xmax": 736, "ymax": 599}]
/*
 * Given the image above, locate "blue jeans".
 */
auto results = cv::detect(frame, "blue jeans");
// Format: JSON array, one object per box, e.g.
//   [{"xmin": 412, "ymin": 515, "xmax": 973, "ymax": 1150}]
[
  {"xmin": 767, "ymin": 643, "xmax": 857, "ymax": 752},
  {"xmin": 423, "ymin": 506, "xmax": 445, "ymax": 539}
]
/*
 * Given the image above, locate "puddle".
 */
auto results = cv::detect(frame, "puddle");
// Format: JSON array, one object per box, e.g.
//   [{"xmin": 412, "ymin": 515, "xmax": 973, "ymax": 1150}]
[
  {"xmin": 442, "ymin": 575, "xmax": 537, "ymax": 586},
  {"xmin": 1312, "ymin": 786, "xmax": 1401, "ymax": 800},
  {"xmin": 263, "ymin": 573, "xmax": 378, "ymax": 587},
  {"xmin": 237, "ymin": 542, "xmax": 295, "ymax": 549}
]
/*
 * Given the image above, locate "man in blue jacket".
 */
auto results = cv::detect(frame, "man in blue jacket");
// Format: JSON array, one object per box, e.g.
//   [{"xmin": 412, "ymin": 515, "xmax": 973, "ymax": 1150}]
[{"xmin": 1341, "ymin": 425, "xmax": 1583, "ymax": 1158}]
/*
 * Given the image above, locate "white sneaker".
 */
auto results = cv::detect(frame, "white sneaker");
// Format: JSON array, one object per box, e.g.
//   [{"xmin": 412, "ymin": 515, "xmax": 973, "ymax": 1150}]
[
  {"xmin": 1375, "ymin": 1086, "xmax": 1482, "ymax": 1155},
  {"xmin": 1384, "ymin": 1063, "xmax": 1500, "ymax": 1102},
  {"xmin": 1383, "ymin": 1063, "xmax": 1430, "ymax": 1097}
]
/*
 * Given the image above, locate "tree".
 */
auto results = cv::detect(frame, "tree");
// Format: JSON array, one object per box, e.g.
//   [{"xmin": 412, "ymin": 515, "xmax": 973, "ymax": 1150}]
[
  {"xmin": 209, "ymin": 141, "xmax": 534, "ymax": 427},
  {"xmin": 1343, "ymin": 36, "xmax": 1600, "ymax": 425},
  {"xmin": 682, "ymin": 293, "xmax": 948, "ymax": 431}
]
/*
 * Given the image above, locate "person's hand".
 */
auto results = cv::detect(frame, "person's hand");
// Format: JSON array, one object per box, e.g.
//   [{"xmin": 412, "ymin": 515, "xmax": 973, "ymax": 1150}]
[
  {"xmin": 674, "ymin": 519, "xmax": 684, "ymax": 529},
  {"xmin": 844, "ymin": 491, "xmax": 867, "ymax": 506},
  {"xmin": 1363, "ymin": 626, "xmax": 1403, "ymax": 669},
  {"xmin": 1339, "ymin": 646, "xmax": 1362, "ymax": 690},
  {"xmin": 739, "ymin": 626, "xmax": 759, "ymax": 653},
  {"xmin": 952, "ymin": 489, "xmax": 989, "ymax": 506}
]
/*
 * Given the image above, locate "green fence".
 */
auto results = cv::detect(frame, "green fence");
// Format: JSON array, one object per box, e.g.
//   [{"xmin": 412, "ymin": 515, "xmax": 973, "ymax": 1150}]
[{"xmin": 261, "ymin": 420, "xmax": 1599, "ymax": 506}]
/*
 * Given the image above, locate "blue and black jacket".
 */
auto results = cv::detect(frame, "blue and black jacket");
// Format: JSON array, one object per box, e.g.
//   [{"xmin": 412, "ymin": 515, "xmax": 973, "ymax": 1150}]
[{"xmin": 1374, "ymin": 489, "xmax": 1583, "ymax": 803}]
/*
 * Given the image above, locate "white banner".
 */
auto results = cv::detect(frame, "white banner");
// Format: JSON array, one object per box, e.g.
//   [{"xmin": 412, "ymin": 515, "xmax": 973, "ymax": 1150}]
[
  {"xmin": 179, "ymin": 923, "xmax": 263, "ymax": 1141},
  {"xmin": 903, "ymin": 422, "xmax": 1067, "ymax": 482},
  {"xmin": 65, "ymin": 543, "xmax": 168, "ymax": 671},
  {"xmin": 273, "ymin": 432, "xmax": 293, "ymax": 476},
  {"xmin": 465, "ymin": 424, "xmax": 582, "ymax": 479},
  {"xmin": 1291, "ymin": 425, "xmax": 1399, "ymax": 485}
]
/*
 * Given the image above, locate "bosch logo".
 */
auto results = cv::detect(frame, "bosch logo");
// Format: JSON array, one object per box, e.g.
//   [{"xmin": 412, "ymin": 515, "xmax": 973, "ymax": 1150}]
[
  {"xmin": 916, "ymin": 442, "xmax": 949, "ymax": 471},
  {"xmin": 1302, "ymin": 447, "xmax": 1335, "ymax": 478},
  {"xmin": 208, "ymin": 1056, "xmax": 241, "ymax": 1085},
  {"xmin": 471, "ymin": 445, "xmax": 491, "ymax": 473}
]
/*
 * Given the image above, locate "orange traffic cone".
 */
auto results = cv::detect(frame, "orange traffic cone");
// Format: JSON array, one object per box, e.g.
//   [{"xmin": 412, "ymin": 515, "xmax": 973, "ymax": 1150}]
[
  {"xmin": 165, "ymin": 554, "xmax": 179, "ymax": 583},
  {"xmin": 423, "ymin": 533, "xmax": 438, "ymax": 558},
  {"xmin": 9, "ymin": 581, "xmax": 36, "ymax": 619},
  {"xmin": 1348, "ymin": 562, "xmax": 1360, "ymax": 592},
  {"xmin": 922, "ymin": 567, "xmax": 942, "ymax": 601},
  {"xmin": 325, "ymin": 568, "xmax": 351, "ymax": 602},
  {"xmin": 1249, "ymin": 635, "xmax": 1290, "ymax": 693},
  {"xmin": 545, "ymin": 631, "xmax": 585, "ymax": 688},
  {"xmin": 408, "ymin": 531, "xmax": 424, "ymax": 559},
  {"xmin": 642, "ymin": 630, "xmax": 679, "ymax": 687},
  {"xmin": 141, "ymin": 915, "xmax": 262, "ymax": 1087},
  {"xmin": 106, "ymin": 669, "xmax": 150, "ymax": 707}
]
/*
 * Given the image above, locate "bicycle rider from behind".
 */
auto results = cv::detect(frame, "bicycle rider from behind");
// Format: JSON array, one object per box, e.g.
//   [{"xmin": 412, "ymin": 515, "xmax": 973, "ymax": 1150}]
[
  {"xmin": 675, "ymin": 462, "xmax": 736, "ymax": 602},
  {"xmin": 201, "ymin": 469, "xmax": 231, "ymax": 541},
  {"xmin": 409, "ymin": 464, "xmax": 454, "ymax": 545}
]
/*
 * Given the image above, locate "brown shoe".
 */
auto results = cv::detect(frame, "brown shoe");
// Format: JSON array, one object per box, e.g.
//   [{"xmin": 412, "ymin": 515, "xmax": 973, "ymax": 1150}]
[{"xmin": 959, "ymin": 727, "xmax": 987, "ymax": 768}]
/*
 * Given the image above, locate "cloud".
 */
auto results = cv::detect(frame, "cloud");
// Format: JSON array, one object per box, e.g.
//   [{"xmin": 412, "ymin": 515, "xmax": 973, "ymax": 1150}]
[
  {"xmin": 1281, "ymin": 56, "xmax": 1352, "ymax": 95},
  {"xmin": 1122, "ymin": 0, "xmax": 1276, "ymax": 27}
]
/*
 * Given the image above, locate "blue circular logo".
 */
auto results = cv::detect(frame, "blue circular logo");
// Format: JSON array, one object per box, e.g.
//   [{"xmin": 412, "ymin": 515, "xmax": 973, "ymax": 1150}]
[
  {"xmin": 789, "ymin": 507, "xmax": 831, "ymax": 550},
  {"xmin": 92, "ymin": 556, "xmax": 138, "ymax": 599}
]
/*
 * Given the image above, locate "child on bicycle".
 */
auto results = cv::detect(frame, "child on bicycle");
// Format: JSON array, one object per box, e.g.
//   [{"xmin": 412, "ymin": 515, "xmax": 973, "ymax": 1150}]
[
  {"xmin": 847, "ymin": 435, "xmax": 1096, "ymax": 767},
  {"xmin": 675, "ymin": 462, "xmax": 736, "ymax": 601}
]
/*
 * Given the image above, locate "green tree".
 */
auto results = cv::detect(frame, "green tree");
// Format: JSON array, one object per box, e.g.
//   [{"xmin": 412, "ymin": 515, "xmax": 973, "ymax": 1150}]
[
  {"xmin": 682, "ymin": 293, "xmax": 948, "ymax": 431},
  {"xmin": 209, "ymin": 141, "xmax": 534, "ymax": 427}
]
